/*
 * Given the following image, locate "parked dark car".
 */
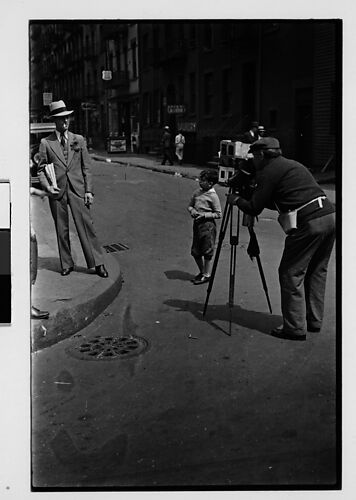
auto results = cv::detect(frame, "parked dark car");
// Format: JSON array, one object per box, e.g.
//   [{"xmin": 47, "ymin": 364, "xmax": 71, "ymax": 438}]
[{"xmin": 30, "ymin": 122, "xmax": 56, "ymax": 184}]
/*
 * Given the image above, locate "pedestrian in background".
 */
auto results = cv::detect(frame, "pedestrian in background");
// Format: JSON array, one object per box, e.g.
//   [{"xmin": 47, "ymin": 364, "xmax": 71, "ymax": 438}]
[
  {"xmin": 160, "ymin": 125, "xmax": 174, "ymax": 166},
  {"xmin": 227, "ymin": 137, "xmax": 335, "ymax": 341},
  {"xmin": 188, "ymin": 169, "xmax": 222, "ymax": 285},
  {"xmin": 37, "ymin": 100, "xmax": 108, "ymax": 278},
  {"xmin": 257, "ymin": 125, "xmax": 266, "ymax": 138},
  {"xmin": 175, "ymin": 129, "xmax": 185, "ymax": 165},
  {"xmin": 243, "ymin": 121, "xmax": 259, "ymax": 143}
]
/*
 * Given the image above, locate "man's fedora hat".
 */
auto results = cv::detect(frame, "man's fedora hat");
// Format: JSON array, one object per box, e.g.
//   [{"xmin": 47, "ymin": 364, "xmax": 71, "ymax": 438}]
[
  {"xmin": 249, "ymin": 137, "xmax": 280, "ymax": 152},
  {"xmin": 48, "ymin": 100, "xmax": 74, "ymax": 117}
]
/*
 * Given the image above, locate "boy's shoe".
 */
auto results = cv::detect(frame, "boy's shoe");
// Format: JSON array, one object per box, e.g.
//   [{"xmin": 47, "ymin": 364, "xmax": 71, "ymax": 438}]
[
  {"xmin": 191, "ymin": 273, "xmax": 203, "ymax": 283},
  {"xmin": 193, "ymin": 274, "xmax": 210, "ymax": 285}
]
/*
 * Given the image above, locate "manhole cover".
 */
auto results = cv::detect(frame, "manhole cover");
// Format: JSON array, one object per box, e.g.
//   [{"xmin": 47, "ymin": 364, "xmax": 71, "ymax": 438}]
[{"xmin": 66, "ymin": 335, "xmax": 149, "ymax": 361}]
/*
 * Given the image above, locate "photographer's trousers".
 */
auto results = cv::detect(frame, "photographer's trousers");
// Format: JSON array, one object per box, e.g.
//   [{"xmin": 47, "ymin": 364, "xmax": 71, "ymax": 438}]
[
  {"xmin": 278, "ymin": 213, "xmax": 335, "ymax": 335},
  {"xmin": 49, "ymin": 186, "xmax": 104, "ymax": 270}
]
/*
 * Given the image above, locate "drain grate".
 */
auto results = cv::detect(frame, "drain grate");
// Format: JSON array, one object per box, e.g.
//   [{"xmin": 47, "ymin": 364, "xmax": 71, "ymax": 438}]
[
  {"xmin": 66, "ymin": 335, "xmax": 149, "ymax": 361},
  {"xmin": 103, "ymin": 242, "xmax": 129, "ymax": 253}
]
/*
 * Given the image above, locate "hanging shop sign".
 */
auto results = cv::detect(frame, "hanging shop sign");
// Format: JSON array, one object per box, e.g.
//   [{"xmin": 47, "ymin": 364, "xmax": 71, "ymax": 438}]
[
  {"xmin": 167, "ymin": 105, "xmax": 186, "ymax": 114},
  {"xmin": 43, "ymin": 92, "xmax": 52, "ymax": 106},
  {"xmin": 108, "ymin": 137, "xmax": 127, "ymax": 153},
  {"xmin": 102, "ymin": 70, "xmax": 112, "ymax": 81},
  {"xmin": 81, "ymin": 102, "xmax": 97, "ymax": 111}
]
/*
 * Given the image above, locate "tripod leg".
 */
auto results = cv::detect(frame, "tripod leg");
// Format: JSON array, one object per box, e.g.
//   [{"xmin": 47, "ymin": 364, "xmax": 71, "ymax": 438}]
[
  {"xmin": 203, "ymin": 198, "xmax": 232, "ymax": 317},
  {"xmin": 227, "ymin": 207, "xmax": 240, "ymax": 335},
  {"xmin": 228, "ymin": 240, "xmax": 238, "ymax": 336},
  {"xmin": 256, "ymin": 255, "xmax": 273, "ymax": 314},
  {"xmin": 247, "ymin": 226, "xmax": 273, "ymax": 314}
]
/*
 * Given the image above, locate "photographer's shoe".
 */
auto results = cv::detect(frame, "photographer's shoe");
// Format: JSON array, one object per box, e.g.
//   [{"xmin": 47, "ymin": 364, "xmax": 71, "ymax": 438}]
[
  {"xmin": 270, "ymin": 325, "xmax": 306, "ymax": 341},
  {"xmin": 307, "ymin": 324, "xmax": 321, "ymax": 332},
  {"xmin": 193, "ymin": 274, "xmax": 210, "ymax": 285}
]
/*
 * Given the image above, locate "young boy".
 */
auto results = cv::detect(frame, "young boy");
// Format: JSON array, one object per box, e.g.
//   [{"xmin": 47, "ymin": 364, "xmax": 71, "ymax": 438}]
[{"xmin": 188, "ymin": 169, "xmax": 222, "ymax": 284}]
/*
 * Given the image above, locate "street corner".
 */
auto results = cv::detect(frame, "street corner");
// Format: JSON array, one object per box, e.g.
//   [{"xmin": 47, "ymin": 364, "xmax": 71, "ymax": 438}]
[{"xmin": 31, "ymin": 252, "xmax": 123, "ymax": 352}]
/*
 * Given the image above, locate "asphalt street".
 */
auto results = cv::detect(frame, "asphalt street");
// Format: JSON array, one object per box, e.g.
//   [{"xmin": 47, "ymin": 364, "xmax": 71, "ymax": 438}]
[{"xmin": 31, "ymin": 160, "xmax": 337, "ymax": 488}]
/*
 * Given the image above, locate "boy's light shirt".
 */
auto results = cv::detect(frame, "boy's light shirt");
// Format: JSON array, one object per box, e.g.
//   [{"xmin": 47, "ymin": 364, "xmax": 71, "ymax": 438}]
[{"xmin": 189, "ymin": 187, "xmax": 222, "ymax": 220}]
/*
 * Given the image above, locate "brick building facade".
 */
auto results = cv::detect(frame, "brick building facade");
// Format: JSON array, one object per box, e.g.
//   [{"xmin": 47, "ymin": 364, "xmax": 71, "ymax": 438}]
[{"xmin": 30, "ymin": 20, "xmax": 340, "ymax": 168}]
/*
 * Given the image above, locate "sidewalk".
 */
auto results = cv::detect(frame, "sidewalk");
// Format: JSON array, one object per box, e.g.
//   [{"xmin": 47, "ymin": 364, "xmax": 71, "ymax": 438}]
[
  {"xmin": 31, "ymin": 150, "xmax": 335, "ymax": 352},
  {"xmin": 31, "ymin": 196, "xmax": 123, "ymax": 352}
]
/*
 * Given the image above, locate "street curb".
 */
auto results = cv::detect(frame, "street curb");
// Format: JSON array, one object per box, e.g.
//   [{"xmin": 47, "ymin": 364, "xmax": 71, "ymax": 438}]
[
  {"xmin": 31, "ymin": 254, "xmax": 123, "ymax": 352},
  {"xmin": 91, "ymin": 153, "xmax": 335, "ymax": 186},
  {"xmin": 91, "ymin": 154, "xmax": 201, "ymax": 181}
]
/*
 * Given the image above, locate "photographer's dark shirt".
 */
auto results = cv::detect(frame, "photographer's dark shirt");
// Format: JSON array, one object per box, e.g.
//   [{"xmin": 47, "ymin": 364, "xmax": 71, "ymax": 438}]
[{"xmin": 236, "ymin": 155, "xmax": 335, "ymax": 223}]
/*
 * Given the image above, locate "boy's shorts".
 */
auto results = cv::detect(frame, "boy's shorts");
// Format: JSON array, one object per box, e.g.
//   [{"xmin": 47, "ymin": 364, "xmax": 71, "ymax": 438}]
[{"xmin": 191, "ymin": 220, "xmax": 216, "ymax": 260}]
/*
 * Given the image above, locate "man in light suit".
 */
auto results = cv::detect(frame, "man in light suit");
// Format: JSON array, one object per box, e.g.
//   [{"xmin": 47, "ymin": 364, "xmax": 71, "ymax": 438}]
[{"xmin": 37, "ymin": 100, "xmax": 108, "ymax": 278}]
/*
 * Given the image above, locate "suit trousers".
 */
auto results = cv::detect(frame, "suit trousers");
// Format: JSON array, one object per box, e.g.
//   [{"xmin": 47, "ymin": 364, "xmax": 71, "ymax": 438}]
[
  {"xmin": 278, "ymin": 213, "xmax": 335, "ymax": 335},
  {"xmin": 161, "ymin": 148, "xmax": 174, "ymax": 165},
  {"xmin": 49, "ymin": 185, "xmax": 104, "ymax": 270},
  {"xmin": 30, "ymin": 232, "xmax": 38, "ymax": 285}
]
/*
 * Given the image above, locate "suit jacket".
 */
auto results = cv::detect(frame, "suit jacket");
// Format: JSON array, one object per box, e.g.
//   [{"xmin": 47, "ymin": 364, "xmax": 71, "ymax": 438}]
[
  {"xmin": 38, "ymin": 131, "xmax": 93, "ymax": 199},
  {"xmin": 161, "ymin": 131, "xmax": 172, "ymax": 149}
]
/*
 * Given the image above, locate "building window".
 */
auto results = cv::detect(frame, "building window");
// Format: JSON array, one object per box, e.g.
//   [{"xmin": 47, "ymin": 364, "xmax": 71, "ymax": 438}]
[
  {"xmin": 131, "ymin": 39, "xmax": 137, "ymax": 79},
  {"xmin": 153, "ymin": 27, "xmax": 159, "ymax": 63},
  {"xmin": 269, "ymin": 109, "xmax": 277, "ymax": 129},
  {"xmin": 189, "ymin": 72, "xmax": 196, "ymax": 114},
  {"xmin": 165, "ymin": 24, "xmax": 173, "ymax": 53},
  {"xmin": 178, "ymin": 24, "xmax": 184, "ymax": 49},
  {"xmin": 142, "ymin": 33, "xmax": 149, "ymax": 69},
  {"xmin": 241, "ymin": 62, "xmax": 256, "ymax": 120},
  {"xmin": 93, "ymin": 69, "xmax": 97, "ymax": 93},
  {"xmin": 204, "ymin": 72, "xmax": 213, "ymax": 115},
  {"xmin": 143, "ymin": 92, "xmax": 149, "ymax": 125},
  {"xmin": 124, "ymin": 45, "xmax": 128, "ymax": 76},
  {"xmin": 222, "ymin": 68, "xmax": 232, "ymax": 115},
  {"xmin": 189, "ymin": 24, "xmax": 196, "ymax": 48},
  {"xmin": 203, "ymin": 24, "xmax": 213, "ymax": 50},
  {"xmin": 86, "ymin": 71, "xmax": 91, "ymax": 95},
  {"xmin": 330, "ymin": 82, "xmax": 336, "ymax": 134},
  {"xmin": 153, "ymin": 90, "xmax": 160, "ymax": 124},
  {"xmin": 178, "ymin": 75, "xmax": 184, "ymax": 104}
]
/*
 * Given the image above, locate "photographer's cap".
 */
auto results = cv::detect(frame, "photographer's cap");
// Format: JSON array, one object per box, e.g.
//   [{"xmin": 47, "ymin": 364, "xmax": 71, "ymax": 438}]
[{"xmin": 249, "ymin": 137, "xmax": 280, "ymax": 152}]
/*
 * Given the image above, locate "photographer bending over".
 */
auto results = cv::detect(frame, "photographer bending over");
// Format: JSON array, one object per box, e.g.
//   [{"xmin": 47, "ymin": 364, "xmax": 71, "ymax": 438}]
[
  {"xmin": 227, "ymin": 137, "xmax": 335, "ymax": 341},
  {"xmin": 188, "ymin": 169, "xmax": 222, "ymax": 285}
]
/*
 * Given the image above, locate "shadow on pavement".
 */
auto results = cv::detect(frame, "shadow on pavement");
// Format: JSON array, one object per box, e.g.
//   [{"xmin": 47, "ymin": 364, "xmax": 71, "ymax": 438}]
[
  {"xmin": 164, "ymin": 270, "xmax": 196, "ymax": 281},
  {"xmin": 164, "ymin": 298, "xmax": 281, "ymax": 337},
  {"xmin": 38, "ymin": 256, "xmax": 61, "ymax": 272}
]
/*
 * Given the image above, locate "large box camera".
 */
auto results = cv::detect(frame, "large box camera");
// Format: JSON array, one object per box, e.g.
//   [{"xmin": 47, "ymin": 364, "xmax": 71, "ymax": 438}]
[{"xmin": 218, "ymin": 140, "xmax": 252, "ymax": 184}]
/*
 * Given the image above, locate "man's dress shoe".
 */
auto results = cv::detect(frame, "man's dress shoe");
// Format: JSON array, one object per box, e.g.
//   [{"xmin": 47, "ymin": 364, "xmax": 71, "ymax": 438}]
[
  {"xmin": 95, "ymin": 265, "xmax": 109, "ymax": 278},
  {"xmin": 31, "ymin": 306, "xmax": 49, "ymax": 320},
  {"xmin": 307, "ymin": 325, "xmax": 321, "ymax": 332},
  {"xmin": 61, "ymin": 267, "xmax": 74, "ymax": 276},
  {"xmin": 270, "ymin": 325, "xmax": 306, "ymax": 341}
]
